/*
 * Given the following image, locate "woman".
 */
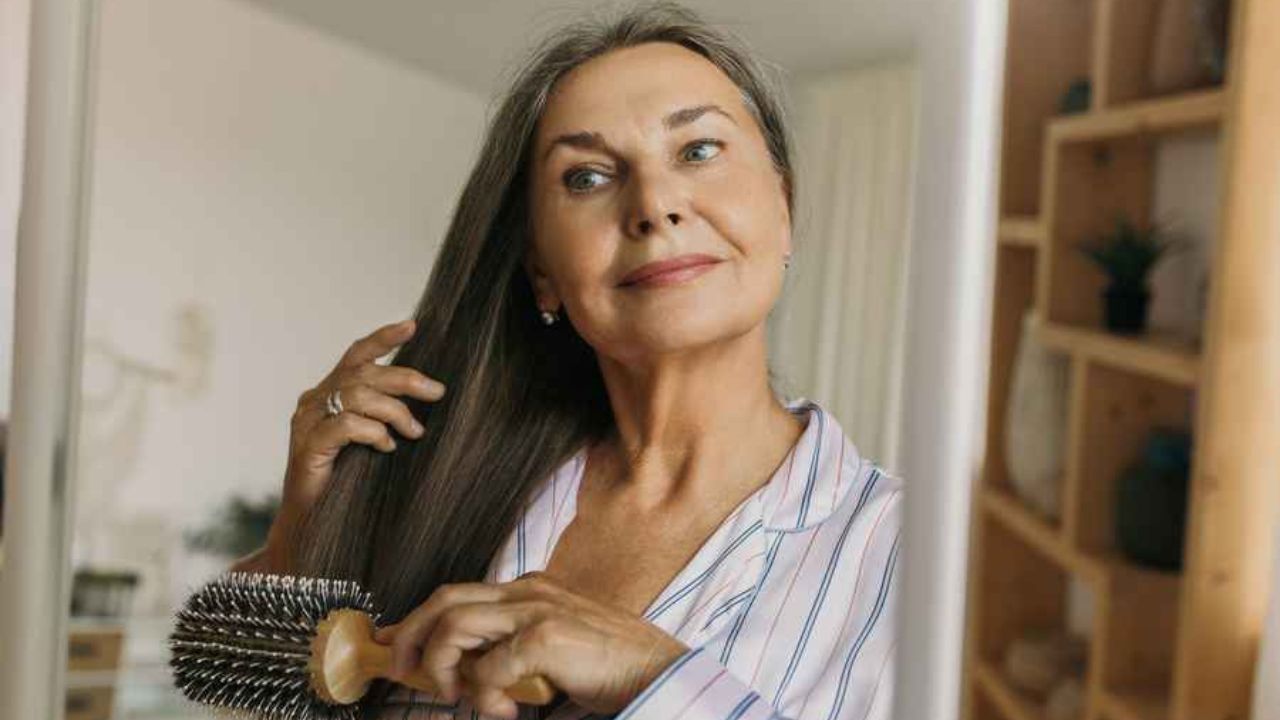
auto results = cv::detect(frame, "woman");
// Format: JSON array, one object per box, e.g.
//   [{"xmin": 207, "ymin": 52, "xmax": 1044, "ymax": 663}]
[{"xmin": 234, "ymin": 3, "xmax": 901, "ymax": 719}]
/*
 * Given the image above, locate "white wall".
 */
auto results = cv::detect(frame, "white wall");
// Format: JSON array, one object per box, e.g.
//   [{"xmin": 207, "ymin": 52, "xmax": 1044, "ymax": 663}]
[
  {"xmin": 71, "ymin": 0, "xmax": 486, "ymax": 613},
  {"xmin": 0, "ymin": 0, "xmax": 32, "ymax": 420},
  {"xmin": 1150, "ymin": 134, "xmax": 1220, "ymax": 345},
  {"xmin": 893, "ymin": 0, "xmax": 1004, "ymax": 717}
]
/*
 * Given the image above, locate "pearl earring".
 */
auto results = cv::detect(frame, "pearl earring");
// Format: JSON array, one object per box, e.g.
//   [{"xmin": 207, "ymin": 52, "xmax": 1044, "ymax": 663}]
[{"xmin": 540, "ymin": 308, "xmax": 558, "ymax": 325}]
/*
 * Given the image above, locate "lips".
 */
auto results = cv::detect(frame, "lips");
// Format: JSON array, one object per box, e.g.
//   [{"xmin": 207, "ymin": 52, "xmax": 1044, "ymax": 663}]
[{"xmin": 618, "ymin": 253, "xmax": 723, "ymax": 287}]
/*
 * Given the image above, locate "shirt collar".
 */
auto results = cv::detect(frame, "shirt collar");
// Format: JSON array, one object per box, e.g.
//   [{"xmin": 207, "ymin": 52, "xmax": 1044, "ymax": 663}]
[{"xmin": 760, "ymin": 397, "xmax": 864, "ymax": 532}]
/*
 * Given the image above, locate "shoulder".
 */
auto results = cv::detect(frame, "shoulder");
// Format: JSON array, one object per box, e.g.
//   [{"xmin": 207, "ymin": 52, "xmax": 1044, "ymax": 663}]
[
  {"xmin": 839, "ymin": 456, "xmax": 903, "ymax": 528},
  {"xmin": 766, "ymin": 397, "xmax": 903, "ymax": 535},
  {"xmin": 762, "ymin": 404, "xmax": 906, "ymax": 532},
  {"xmin": 762, "ymin": 434, "xmax": 902, "ymax": 589},
  {"xmin": 809, "ymin": 453, "xmax": 903, "ymax": 568},
  {"xmin": 802, "ymin": 456, "xmax": 903, "ymax": 603}
]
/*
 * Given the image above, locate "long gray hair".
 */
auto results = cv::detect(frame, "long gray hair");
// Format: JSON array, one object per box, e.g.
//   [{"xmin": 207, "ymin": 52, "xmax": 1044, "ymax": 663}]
[{"xmin": 293, "ymin": 2, "xmax": 795, "ymax": 712}]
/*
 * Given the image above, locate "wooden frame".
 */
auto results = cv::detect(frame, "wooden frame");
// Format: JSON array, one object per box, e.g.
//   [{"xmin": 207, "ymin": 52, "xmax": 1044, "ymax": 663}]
[{"xmin": 961, "ymin": 0, "xmax": 1279, "ymax": 718}]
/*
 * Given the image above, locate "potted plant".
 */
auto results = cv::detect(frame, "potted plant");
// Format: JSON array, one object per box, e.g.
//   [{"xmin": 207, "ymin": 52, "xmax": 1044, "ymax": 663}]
[
  {"xmin": 1079, "ymin": 217, "xmax": 1181, "ymax": 334},
  {"xmin": 184, "ymin": 493, "xmax": 280, "ymax": 559},
  {"xmin": 70, "ymin": 568, "xmax": 140, "ymax": 618}
]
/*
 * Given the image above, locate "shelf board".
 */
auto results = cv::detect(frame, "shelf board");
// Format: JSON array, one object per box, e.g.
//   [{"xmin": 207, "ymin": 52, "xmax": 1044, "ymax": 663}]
[
  {"xmin": 981, "ymin": 488, "xmax": 1104, "ymax": 584},
  {"xmin": 1098, "ymin": 686, "xmax": 1171, "ymax": 720},
  {"xmin": 1049, "ymin": 89, "xmax": 1226, "ymax": 144},
  {"xmin": 974, "ymin": 660, "xmax": 1043, "ymax": 720},
  {"xmin": 1091, "ymin": 549, "xmax": 1184, "ymax": 584},
  {"xmin": 65, "ymin": 669, "xmax": 120, "ymax": 689},
  {"xmin": 1038, "ymin": 323, "xmax": 1200, "ymax": 388},
  {"xmin": 999, "ymin": 216, "xmax": 1045, "ymax": 248}
]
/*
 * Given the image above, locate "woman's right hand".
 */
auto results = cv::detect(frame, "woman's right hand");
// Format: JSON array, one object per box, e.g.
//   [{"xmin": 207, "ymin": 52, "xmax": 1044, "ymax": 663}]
[{"xmin": 259, "ymin": 319, "xmax": 447, "ymax": 570}]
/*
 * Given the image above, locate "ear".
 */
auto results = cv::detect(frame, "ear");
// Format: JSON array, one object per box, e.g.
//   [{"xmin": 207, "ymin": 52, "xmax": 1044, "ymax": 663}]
[{"xmin": 523, "ymin": 245, "xmax": 561, "ymax": 312}]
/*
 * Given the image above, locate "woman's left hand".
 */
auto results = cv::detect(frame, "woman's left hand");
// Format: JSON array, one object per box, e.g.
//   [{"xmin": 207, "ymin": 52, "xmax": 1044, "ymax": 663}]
[{"xmin": 372, "ymin": 571, "xmax": 689, "ymax": 719}]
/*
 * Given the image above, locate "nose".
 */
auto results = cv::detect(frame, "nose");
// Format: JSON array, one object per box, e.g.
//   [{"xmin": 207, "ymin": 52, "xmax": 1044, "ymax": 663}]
[
  {"xmin": 626, "ymin": 169, "xmax": 685, "ymax": 238},
  {"xmin": 634, "ymin": 212, "xmax": 682, "ymax": 236}
]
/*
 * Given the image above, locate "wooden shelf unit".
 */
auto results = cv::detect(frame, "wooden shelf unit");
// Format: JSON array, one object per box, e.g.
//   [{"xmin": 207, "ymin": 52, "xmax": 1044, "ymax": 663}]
[
  {"xmin": 962, "ymin": 1, "xmax": 1280, "ymax": 720},
  {"xmin": 1098, "ymin": 688, "xmax": 1170, "ymax": 720},
  {"xmin": 1037, "ymin": 323, "xmax": 1198, "ymax": 389},
  {"xmin": 999, "ymin": 216, "xmax": 1046, "ymax": 249},
  {"xmin": 974, "ymin": 660, "xmax": 1043, "ymax": 720},
  {"xmin": 1048, "ymin": 89, "xmax": 1225, "ymax": 144}
]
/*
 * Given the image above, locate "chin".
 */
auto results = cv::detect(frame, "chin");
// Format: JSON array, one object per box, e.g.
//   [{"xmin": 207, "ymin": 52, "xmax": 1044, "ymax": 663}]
[{"xmin": 602, "ymin": 311, "xmax": 765, "ymax": 359}]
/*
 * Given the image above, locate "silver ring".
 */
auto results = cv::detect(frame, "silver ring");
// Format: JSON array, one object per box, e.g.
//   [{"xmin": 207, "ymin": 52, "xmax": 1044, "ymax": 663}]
[{"xmin": 325, "ymin": 388, "xmax": 344, "ymax": 417}]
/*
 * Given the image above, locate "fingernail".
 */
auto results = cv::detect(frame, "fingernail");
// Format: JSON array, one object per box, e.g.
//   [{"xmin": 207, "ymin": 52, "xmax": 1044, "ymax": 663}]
[{"xmin": 410, "ymin": 420, "xmax": 424, "ymax": 435}]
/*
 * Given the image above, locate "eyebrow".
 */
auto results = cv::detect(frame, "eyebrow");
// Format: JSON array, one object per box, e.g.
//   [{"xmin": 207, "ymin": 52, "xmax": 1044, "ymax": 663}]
[{"xmin": 541, "ymin": 103, "xmax": 737, "ymax": 163}]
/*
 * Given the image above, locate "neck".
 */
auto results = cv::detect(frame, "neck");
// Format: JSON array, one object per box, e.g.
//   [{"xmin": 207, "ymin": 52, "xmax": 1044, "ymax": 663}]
[{"xmin": 592, "ymin": 325, "xmax": 805, "ymax": 508}]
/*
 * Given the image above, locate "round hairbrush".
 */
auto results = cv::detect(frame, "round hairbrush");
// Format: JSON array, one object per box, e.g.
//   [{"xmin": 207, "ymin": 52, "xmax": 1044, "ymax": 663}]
[{"xmin": 169, "ymin": 571, "xmax": 557, "ymax": 719}]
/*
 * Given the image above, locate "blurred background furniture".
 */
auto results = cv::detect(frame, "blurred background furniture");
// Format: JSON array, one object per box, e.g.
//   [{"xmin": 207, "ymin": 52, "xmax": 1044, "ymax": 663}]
[
  {"xmin": 66, "ymin": 622, "xmax": 125, "ymax": 720},
  {"xmin": 962, "ymin": 1, "xmax": 1280, "ymax": 719}
]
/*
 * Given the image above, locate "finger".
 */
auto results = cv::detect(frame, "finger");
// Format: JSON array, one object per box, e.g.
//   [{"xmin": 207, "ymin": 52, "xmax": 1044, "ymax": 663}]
[
  {"xmin": 339, "ymin": 319, "xmax": 416, "ymax": 368},
  {"xmin": 373, "ymin": 623, "xmax": 399, "ymax": 645},
  {"xmin": 470, "ymin": 684, "xmax": 518, "ymax": 720},
  {"xmin": 387, "ymin": 584, "xmax": 506, "ymax": 679},
  {"xmin": 337, "ymin": 385, "xmax": 425, "ymax": 439},
  {"xmin": 307, "ymin": 411, "xmax": 397, "ymax": 454},
  {"xmin": 360, "ymin": 364, "xmax": 447, "ymax": 403},
  {"xmin": 467, "ymin": 625, "xmax": 543, "ymax": 700},
  {"xmin": 290, "ymin": 388, "xmax": 332, "ymax": 441},
  {"xmin": 420, "ymin": 602, "xmax": 536, "ymax": 702}
]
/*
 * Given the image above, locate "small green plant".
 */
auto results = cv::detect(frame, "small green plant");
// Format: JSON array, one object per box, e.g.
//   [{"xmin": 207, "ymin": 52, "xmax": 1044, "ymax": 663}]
[
  {"xmin": 184, "ymin": 493, "xmax": 280, "ymax": 557},
  {"xmin": 1078, "ymin": 216, "xmax": 1184, "ymax": 334},
  {"xmin": 1079, "ymin": 217, "xmax": 1181, "ymax": 292}
]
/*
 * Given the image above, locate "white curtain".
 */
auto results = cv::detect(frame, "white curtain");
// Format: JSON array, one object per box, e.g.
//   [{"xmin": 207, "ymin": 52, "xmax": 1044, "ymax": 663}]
[{"xmin": 770, "ymin": 62, "xmax": 918, "ymax": 472}]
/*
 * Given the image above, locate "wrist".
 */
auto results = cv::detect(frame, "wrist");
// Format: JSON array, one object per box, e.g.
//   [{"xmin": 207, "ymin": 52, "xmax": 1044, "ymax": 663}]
[{"xmin": 642, "ymin": 636, "xmax": 691, "ymax": 688}]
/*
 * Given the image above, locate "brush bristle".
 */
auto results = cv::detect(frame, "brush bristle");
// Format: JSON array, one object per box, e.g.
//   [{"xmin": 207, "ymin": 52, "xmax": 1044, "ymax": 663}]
[{"xmin": 169, "ymin": 572, "xmax": 380, "ymax": 720}]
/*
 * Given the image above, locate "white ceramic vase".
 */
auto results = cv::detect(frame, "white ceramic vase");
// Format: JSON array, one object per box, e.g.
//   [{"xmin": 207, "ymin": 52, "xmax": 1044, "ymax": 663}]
[{"xmin": 1005, "ymin": 310, "xmax": 1071, "ymax": 520}]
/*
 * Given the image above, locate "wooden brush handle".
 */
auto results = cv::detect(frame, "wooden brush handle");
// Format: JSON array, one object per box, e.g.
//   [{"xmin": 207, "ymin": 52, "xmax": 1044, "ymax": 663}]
[
  {"xmin": 363, "ymin": 641, "xmax": 557, "ymax": 705},
  {"xmin": 312, "ymin": 608, "xmax": 557, "ymax": 706}
]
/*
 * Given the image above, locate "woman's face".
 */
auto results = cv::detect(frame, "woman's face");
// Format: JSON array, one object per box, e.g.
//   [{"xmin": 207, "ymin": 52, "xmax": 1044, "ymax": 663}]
[{"xmin": 525, "ymin": 42, "xmax": 791, "ymax": 362}]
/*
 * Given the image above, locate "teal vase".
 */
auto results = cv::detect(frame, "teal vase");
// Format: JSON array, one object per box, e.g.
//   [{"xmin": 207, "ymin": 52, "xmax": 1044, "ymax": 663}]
[{"xmin": 1115, "ymin": 430, "xmax": 1192, "ymax": 571}]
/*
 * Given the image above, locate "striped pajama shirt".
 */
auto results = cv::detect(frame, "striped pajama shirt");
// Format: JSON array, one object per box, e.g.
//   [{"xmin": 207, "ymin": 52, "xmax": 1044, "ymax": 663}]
[{"xmin": 381, "ymin": 397, "xmax": 903, "ymax": 720}]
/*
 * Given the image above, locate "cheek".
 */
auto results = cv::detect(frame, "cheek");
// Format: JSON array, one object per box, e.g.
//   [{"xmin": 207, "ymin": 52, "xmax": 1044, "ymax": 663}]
[
  {"xmin": 703, "ymin": 172, "xmax": 790, "ymax": 321},
  {"xmin": 702, "ymin": 168, "xmax": 790, "ymax": 259},
  {"xmin": 533, "ymin": 178, "xmax": 617, "ymax": 246},
  {"xmin": 531, "ymin": 208, "xmax": 617, "ymax": 298}
]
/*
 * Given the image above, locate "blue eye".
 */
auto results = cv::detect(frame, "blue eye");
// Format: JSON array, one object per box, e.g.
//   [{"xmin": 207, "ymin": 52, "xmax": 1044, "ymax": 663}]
[
  {"xmin": 564, "ymin": 167, "xmax": 610, "ymax": 193},
  {"xmin": 682, "ymin": 139, "xmax": 722, "ymax": 163}
]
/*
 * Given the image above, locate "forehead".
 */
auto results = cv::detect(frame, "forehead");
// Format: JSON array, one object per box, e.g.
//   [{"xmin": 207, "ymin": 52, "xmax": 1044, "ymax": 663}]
[{"xmin": 535, "ymin": 42, "xmax": 747, "ymax": 143}]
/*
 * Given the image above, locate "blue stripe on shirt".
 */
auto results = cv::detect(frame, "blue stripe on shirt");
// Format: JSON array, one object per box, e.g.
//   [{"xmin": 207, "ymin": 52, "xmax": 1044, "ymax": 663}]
[
  {"xmin": 773, "ymin": 471, "xmax": 883, "ymax": 704},
  {"xmin": 614, "ymin": 646, "xmax": 708, "ymax": 720},
  {"xmin": 646, "ymin": 520, "xmax": 763, "ymax": 621},
  {"xmin": 795, "ymin": 409, "xmax": 827, "ymax": 527},
  {"xmin": 720, "ymin": 531, "xmax": 787, "ymax": 664},
  {"xmin": 701, "ymin": 587, "xmax": 757, "ymax": 631},
  {"xmin": 726, "ymin": 692, "xmax": 761, "ymax": 720},
  {"xmin": 826, "ymin": 529, "xmax": 901, "ymax": 720}
]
